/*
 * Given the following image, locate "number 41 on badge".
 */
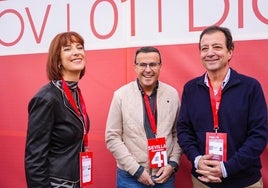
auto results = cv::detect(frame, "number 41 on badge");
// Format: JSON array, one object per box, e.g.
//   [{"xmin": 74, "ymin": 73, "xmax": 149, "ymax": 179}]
[{"xmin": 148, "ymin": 137, "xmax": 167, "ymax": 168}]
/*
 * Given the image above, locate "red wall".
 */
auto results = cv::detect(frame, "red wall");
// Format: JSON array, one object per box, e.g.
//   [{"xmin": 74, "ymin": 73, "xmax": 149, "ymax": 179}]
[{"xmin": 0, "ymin": 41, "xmax": 267, "ymax": 187}]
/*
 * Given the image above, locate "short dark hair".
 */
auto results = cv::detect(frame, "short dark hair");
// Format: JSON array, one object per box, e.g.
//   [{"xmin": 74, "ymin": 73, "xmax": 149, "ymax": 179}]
[
  {"xmin": 199, "ymin": 25, "xmax": 234, "ymax": 51},
  {"xmin": 46, "ymin": 31, "xmax": 86, "ymax": 81},
  {"xmin": 134, "ymin": 46, "xmax": 162, "ymax": 64}
]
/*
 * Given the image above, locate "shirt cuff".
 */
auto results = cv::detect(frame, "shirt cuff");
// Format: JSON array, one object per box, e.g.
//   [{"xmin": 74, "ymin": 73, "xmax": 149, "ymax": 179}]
[
  {"xmin": 194, "ymin": 155, "xmax": 202, "ymax": 169},
  {"xmin": 133, "ymin": 166, "xmax": 144, "ymax": 179},
  {"xmin": 220, "ymin": 162, "xmax": 228, "ymax": 178},
  {"xmin": 168, "ymin": 161, "xmax": 178, "ymax": 173}
]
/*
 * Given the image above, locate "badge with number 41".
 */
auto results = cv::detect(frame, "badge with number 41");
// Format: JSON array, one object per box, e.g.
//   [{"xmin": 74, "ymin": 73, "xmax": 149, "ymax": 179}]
[{"xmin": 148, "ymin": 137, "xmax": 167, "ymax": 168}]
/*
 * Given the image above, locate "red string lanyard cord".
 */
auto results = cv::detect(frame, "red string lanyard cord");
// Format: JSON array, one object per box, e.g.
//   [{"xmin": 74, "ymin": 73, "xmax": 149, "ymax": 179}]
[
  {"xmin": 208, "ymin": 79, "xmax": 222, "ymax": 133},
  {"xmin": 62, "ymin": 78, "xmax": 89, "ymax": 149},
  {"xmin": 143, "ymin": 93, "xmax": 157, "ymax": 135}
]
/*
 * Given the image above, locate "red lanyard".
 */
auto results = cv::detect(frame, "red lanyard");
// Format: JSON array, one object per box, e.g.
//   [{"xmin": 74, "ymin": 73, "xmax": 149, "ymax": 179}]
[
  {"xmin": 62, "ymin": 79, "xmax": 89, "ymax": 149},
  {"xmin": 143, "ymin": 94, "xmax": 157, "ymax": 135},
  {"xmin": 208, "ymin": 79, "xmax": 222, "ymax": 131}
]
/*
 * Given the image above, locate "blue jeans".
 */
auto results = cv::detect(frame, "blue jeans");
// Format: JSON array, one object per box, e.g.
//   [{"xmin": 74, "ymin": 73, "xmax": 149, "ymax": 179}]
[{"xmin": 116, "ymin": 168, "xmax": 175, "ymax": 188}]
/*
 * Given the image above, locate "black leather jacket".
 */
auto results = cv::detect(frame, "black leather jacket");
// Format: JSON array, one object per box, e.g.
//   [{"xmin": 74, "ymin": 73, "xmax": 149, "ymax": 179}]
[{"xmin": 25, "ymin": 81, "xmax": 90, "ymax": 188}]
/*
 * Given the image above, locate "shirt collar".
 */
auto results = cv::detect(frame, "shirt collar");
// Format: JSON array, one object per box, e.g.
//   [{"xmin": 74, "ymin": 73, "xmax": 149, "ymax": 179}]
[
  {"xmin": 204, "ymin": 68, "xmax": 231, "ymax": 88},
  {"xmin": 136, "ymin": 78, "xmax": 158, "ymax": 96}
]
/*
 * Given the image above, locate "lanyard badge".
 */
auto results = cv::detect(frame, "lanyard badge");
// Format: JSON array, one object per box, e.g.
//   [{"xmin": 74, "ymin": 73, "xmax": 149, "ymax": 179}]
[
  {"xmin": 62, "ymin": 79, "xmax": 92, "ymax": 186},
  {"xmin": 79, "ymin": 151, "xmax": 93, "ymax": 187},
  {"xmin": 206, "ymin": 79, "xmax": 227, "ymax": 161},
  {"xmin": 80, "ymin": 134, "xmax": 93, "ymax": 187},
  {"xmin": 148, "ymin": 137, "xmax": 167, "ymax": 168},
  {"xmin": 206, "ymin": 132, "xmax": 227, "ymax": 161}
]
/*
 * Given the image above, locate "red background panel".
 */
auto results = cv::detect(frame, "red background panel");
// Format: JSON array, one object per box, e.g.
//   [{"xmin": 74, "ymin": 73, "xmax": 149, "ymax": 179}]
[{"xmin": 0, "ymin": 41, "xmax": 267, "ymax": 187}]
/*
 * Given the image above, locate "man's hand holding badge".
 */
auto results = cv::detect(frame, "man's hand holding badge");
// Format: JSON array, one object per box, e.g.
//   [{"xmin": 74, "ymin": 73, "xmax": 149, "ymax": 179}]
[
  {"xmin": 151, "ymin": 164, "xmax": 174, "ymax": 184},
  {"xmin": 196, "ymin": 154, "xmax": 223, "ymax": 183},
  {"xmin": 147, "ymin": 137, "xmax": 174, "ymax": 184},
  {"xmin": 195, "ymin": 132, "xmax": 227, "ymax": 183}
]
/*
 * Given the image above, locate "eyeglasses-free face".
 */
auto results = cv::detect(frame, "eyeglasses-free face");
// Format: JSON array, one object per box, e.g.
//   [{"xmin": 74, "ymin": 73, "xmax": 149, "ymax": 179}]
[{"xmin": 135, "ymin": 62, "xmax": 161, "ymax": 70}]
